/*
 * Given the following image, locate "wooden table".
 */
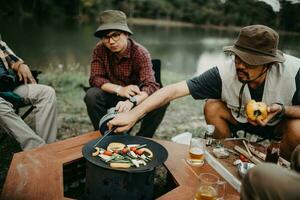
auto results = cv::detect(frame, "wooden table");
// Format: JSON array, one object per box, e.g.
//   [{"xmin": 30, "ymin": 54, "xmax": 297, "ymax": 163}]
[{"xmin": 1, "ymin": 132, "xmax": 239, "ymax": 200}]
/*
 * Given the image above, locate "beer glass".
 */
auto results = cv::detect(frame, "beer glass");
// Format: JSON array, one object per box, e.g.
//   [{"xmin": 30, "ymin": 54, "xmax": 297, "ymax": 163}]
[
  {"xmin": 187, "ymin": 137, "xmax": 206, "ymax": 166},
  {"xmin": 194, "ymin": 173, "xmax": 226, "ymax": 200}
]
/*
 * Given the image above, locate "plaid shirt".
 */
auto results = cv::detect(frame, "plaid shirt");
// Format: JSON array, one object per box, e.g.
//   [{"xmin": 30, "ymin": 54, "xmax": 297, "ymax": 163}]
[
  {"xmin": 0, "ymin": 40, "xmax": 23, "ymax": 72},
  {"xmin": 89, "ymin": 38, "xmax": 160, "ymax": 95},
  {"xmin": 0, "ymin": 41, "xmax": 23, "ymax": 92}
]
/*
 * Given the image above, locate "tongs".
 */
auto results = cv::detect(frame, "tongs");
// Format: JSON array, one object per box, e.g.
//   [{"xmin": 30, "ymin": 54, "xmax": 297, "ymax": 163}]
[{"xmin": 93, "ymin": 127, "xmax": 117, "ymax": 148}]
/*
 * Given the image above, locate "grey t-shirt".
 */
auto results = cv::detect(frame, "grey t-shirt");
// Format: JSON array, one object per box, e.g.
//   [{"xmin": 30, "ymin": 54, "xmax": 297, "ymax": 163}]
[{"xmin": 187, "ymin": 66, "xmax": 300, "ymax": 105}]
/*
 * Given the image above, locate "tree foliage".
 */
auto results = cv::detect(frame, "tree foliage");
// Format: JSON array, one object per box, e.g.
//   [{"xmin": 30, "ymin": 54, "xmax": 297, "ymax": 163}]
[{"xmin": 0, "ymin": 0, "xmax": 299, "ymax": 32}]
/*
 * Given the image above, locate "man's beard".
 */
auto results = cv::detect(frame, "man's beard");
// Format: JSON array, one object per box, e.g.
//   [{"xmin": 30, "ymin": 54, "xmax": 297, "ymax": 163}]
[{"xmin": 236, "ymin": 69, "xmax": 250, "ymax": 82}]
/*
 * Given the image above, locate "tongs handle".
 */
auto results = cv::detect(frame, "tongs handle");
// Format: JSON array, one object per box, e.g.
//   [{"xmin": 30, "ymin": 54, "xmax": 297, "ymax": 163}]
[{"xmin": 93, "ymin": 127, "xmax": 117, "ymax": 148}]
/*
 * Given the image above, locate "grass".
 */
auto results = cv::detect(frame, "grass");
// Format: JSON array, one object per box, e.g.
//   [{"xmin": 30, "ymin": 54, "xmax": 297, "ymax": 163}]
[
  {"xmin": 40, "ymin": 66, "xmax": 207, "ymax": 140},
  {"xmin": 0, "ymin": 66, "xmax": 208, "ymax": 191}
]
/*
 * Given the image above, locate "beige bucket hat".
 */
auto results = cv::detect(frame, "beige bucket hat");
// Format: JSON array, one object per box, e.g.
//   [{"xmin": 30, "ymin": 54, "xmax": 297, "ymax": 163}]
[
  {"xmin": 94, "ymin": 10, "xmax": 133, "ymax": 38},
  {"xmin": 223, "ymin": 25, "xmax": 285, "ymax": 65}
]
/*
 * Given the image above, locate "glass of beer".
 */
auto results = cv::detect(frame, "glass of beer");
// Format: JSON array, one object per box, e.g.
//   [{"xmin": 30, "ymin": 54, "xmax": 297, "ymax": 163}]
[
  {"xmin": 194, "ymin": 173, "xmax": 226, "ymax": 200},
  {"xmin": 187, "ymin": 137, "xmax": 206, "ymax": 166}
]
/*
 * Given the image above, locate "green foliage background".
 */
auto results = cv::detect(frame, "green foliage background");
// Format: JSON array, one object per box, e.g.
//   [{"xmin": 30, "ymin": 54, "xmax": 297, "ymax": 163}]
[{"xmin": 0, "ymin": 0, "xmax": 299, "ymax": 32}]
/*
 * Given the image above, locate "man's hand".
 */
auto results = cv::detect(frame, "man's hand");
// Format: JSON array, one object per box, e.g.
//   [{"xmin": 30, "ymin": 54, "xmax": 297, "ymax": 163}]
[
  {"xmin": 107, "ymin": 111, "xmax": 139, "ymax": 133},
  {"xmin": 119, "ymin": 85, "xmax": 140, "ymax": 98},
  {"xmin": 115, "ymin": 100, "xmax": 134, "ymax": 113},
  {"xmin": 248, "ymin": 103, "xmax": 283, "ymax": 126},
  {"xmin": 17, "ymin": 64, "xmax": 37, "ymax": 84}
]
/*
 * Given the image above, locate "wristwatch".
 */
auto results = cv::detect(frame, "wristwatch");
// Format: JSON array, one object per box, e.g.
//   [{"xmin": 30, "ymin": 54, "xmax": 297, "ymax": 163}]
[{"xmin": 129, "ymin": 96, "xmax": 137, "ymax": 107}]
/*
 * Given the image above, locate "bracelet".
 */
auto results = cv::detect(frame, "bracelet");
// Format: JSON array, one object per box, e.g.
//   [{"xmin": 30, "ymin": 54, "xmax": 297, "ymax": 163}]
[
  {"xmin": 274, "ymin": 102, "xmax": 285, "ymax": 119},
  {"xmin": 115, "ymin": 86, "xmax": 121, "ymax": 96}
]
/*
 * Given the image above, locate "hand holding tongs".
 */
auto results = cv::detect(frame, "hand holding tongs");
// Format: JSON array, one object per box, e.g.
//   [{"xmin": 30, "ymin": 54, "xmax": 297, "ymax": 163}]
[{"xmin": 93, "ymin": 127, "xmax": 117, "ymax": 148}]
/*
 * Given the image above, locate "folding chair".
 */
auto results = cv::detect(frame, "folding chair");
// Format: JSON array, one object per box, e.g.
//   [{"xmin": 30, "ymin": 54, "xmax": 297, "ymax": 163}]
[
  {"xmin": 151, "ymin": 59, "xmax": 163, "ymax": 87},
  {"xmin": 0, "ymin": 70, "xmax": 41, "ymax": 143}
]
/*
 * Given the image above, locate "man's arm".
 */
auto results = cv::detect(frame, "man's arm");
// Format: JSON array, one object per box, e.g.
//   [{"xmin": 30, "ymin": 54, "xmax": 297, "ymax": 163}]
[
  {"xmin": 134, "ymin": 46, "xmax": 160, "ymax": 95},
  {"xmin": 286, "ymin": 69, "xmax": 300, "ymax": 118},
  {"xmin": 89, "ymin": 46, "xmax": 112, "ymax": 88},
  {"xmin": 257, "ymin": 104, "xmax": 300, "ymax": 126},
  {"xmin": 115, "ymin": 90, "xmax": 148, "ymax": 112},
  {"xmin": 101, "ymin": 83, "xmax": 141, "ymax": 98},
  {"xmin": 281, "ymin": 105, "xmax": 300, "ymax": 118},
  {"xmin": 107, "ymin": 42, "xmax": 159, "ymax": 112},
  {"xmin": 108, "ymin": 81, "xmax": 190, "ymax": 133},
  {"xmin": 257, "ymin": 69, "xmax": 300, "ymax": 126},
  {"xmin": 1, "ymin": 41, "xmax": 36, "ymax": 84}
]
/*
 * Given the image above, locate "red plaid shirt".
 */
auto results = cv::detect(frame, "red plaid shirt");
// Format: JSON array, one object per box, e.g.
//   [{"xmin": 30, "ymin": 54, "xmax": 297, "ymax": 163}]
[{"xmin": 89, "ymin": 38, "xmax": 160, "ymax": 95}]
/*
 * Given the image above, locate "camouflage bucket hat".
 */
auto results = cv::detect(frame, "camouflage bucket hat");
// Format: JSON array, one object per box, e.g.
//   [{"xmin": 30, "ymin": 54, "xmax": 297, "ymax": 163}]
[
  {"xmin": 94, "ymin": 10, "xmax": 133, "ymax": 38},
  {"xmin": 223, "ymin": 25, "xmax": 285, "ymax": 65}
]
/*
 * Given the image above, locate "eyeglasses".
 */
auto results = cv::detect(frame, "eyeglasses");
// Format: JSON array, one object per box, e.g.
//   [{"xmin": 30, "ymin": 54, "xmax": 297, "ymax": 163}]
[
  {"xmin": 234, "ymin": 56, "xmax": 257, "ymax": 69},
  {"xmin": 102, "ymin": 32, "xmax": 122, "ymax": 43}
]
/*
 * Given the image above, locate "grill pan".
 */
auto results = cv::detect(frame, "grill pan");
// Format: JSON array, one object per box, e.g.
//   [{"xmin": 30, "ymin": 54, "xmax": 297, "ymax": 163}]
[{"xmin": 82, "ymin": 134, "xmax": 168, "ymax": 173}]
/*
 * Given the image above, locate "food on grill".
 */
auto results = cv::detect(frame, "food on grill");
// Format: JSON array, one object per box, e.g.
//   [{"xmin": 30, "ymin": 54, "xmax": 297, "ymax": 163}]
[
  {"xmin": 139, "ymin": 148, "xmax": 153, "ymax": 158},
  {"xmin": 110, "ymin": 163, "xmax": 131, "ymax": 168},
  {"xmin": 103, "ymin": 150, "xmax": 113, "ymax": 156},
  {"xmin": 92, "ymin": 142, "xmax": 153, "ymax": 168},
  {"xmin": 107, "ymin": 142, "xmax": 126, "ymax": 151},
  {"xmin": 99, "ymin": 154, "xmax": 112, "ymax": 161},
  {"xmin": 246, "ymin": 100, "xmax": 268, "ymax": 121},
  {"xmin": 92, "ymin": 147, "xmax": 100, "ymax": 156}
]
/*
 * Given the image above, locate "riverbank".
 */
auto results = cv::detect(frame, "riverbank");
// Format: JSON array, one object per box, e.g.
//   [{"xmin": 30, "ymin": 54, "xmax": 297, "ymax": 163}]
[{"xmin": 128, "ymin": 17, "xmax": 300, "ymax": 36}]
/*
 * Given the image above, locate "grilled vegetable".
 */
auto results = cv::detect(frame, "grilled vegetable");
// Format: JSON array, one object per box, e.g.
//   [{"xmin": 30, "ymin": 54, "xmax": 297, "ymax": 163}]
[
  {"xmin": 92, "ymin": 147, "xmax": 100, "ymax": 156},
  {"xmin": 139, "ymin": 148, "xmax": 153, "ymax": 158},
  {"xmin": 99, "ymin": 154, "xmax": 112, "ymax": 162},
  {"xmin": 92, "ymin": 142, "xmax": 153, "ymax": 168},
  {"xmin": 130, "ymin": 147, "xmax": 137, "ymax": 152},
  {"xmin": 103, "ymin": 151, "xmax": 113, "ymax": 156},
  {"xmin": 131, "ymin": 159, "xmax": 140, "ymax": 167},
  {"xmin": 110, "ymin": 163, "xmax": 131, "ymax": 168},
  {"xmin": 239, "ymin": 154, "xmax": 249, "ymax": 162},
  {"xmin": 121, "ymin": 148, "xmax": 128, "ymax": 154},
  {"xmin": 128, "ymin": 151, "xmax": 138, "ymax": 158},
  {"xmin": 136, "ymin": 144, "xmax": 147, "ymax": 149},
  {"xmin": 107, "ymin": 142, "xmax": 126, "ymax": 151},
  {"xmin": 136, "ymin": 149, "xmax": 144, "ymax": 155}
]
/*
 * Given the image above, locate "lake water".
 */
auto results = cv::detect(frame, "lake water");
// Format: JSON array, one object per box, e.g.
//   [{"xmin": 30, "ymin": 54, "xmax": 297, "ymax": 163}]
[{"xmin": 1, "ymin": 18, "xmax": 300, "ymax": 78}]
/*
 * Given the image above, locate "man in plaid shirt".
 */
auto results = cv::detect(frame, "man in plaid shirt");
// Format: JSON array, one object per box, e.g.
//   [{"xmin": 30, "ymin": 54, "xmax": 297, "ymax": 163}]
[
  {"xmin": 84, "ymin": 10, "xmax": 167, "ymax": 137},
  {"xmin": 0, "ymin": 38, "xmax": 57, "ymax": 150}
]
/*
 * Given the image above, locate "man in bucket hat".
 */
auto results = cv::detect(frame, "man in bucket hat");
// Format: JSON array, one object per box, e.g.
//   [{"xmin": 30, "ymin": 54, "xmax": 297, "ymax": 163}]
[
  {"xmin": 108, "ymin": 24, "xmax": 300, "ymax": 160},
  {"xmin": 84, "ymin": 10, "xmax": 167, "ymax": 138}
]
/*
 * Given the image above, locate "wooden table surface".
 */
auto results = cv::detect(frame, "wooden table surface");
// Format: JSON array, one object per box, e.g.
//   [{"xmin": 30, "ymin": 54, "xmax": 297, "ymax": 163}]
[{"xmin": 1, "ymin": 132, "xmax": 240, "ymax": 200}]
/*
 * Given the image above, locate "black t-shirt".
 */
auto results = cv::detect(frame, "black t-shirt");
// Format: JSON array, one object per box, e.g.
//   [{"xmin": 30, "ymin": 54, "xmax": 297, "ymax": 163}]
[{"xmin": 187, "ymin": 66, "xmax": 300, "ymax": 105}]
